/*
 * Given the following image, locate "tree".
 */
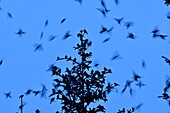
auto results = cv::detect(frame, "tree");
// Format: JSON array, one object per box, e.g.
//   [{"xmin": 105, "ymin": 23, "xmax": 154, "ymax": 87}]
[{"xmin": 49, "ymin": 29, "xmax": 118, "ymax": 113}]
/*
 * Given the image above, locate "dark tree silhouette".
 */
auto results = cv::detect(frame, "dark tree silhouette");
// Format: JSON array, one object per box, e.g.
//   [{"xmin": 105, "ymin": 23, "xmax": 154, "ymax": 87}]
[{"xmin": 48, "ymin": 29, "xmax": 118, "ymax": 113}]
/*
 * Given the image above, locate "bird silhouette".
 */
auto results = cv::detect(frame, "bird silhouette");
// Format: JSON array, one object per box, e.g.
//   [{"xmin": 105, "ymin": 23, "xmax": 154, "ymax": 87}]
[
  {"xmin": 111, "ymin": 51, "xmax": 122, "ymax": 61},
  {"xmin": 127, "ymin": 33, "xmax": 135, "ymax": 39},
  {"xmin": 39, "ymin": 31, "xmax": 44, "ymax": 39},
  {"xmin": 74, "ymin": 0, "xmax": 83, "ymax": 4},
  {"xmin": 164, "ymin": 0, "xmax": 170, "ymax": 6},
  {"xmin": 136, "ymin": 80, "xmax": 145, "ymax": 89},
  {"xmin": 33, "ymin": 91, "xmax": 41, "ymax": 96},
  {"xmin": 114, "ymin": 0, "xmax": 120, "ymax": 5},
  {"xmin": 162, "ymin": 56, "xmax": 170, "ymax": 65},
  {"xmin": 96, "ymin": 8, "xmax": 107, "ymax": 17},
  {"xmin": 25, "ymin": 89, "xmax": 32, "ymax": 95},
  {"xmin": 102, "ymin": 38, "xmax": 110, "ymax": 43},
  {"xmin": 35, "ymin": 109, "xmax": 40, "ymax": 113},
  {"xmin": 0, "ymin": 59, "xmax": 3, "ymax": 65},
  {"xmin": 15, "ymin": 29, "xmax": 26, "ymax": 37},
  {"xmin": 60, "ymin": 18, "xmax": 66, "ymax": 24},
  {"xmin": 34, "ymin": 43, "xmax": 43, "ymax": 52},
  {"xmin": 142, "ymin": 59, "xmax": 146, "ymax": 69},
  {"xmin": 114, "ymin": 17, "xmax": 124, "ymax": 25},
  {"xmin": 62, "ymin": 31, "xmax": 72, "ymax": 40},
  {"xmin": 44, "ymin": 19, "xmax": 48, "ymax": 27},
  {"xmin": 4, "ymin": 91, "xmax": 12, "ymax": 98},
  {"xmin": 48, "ymin": 35, "xmax": 57, "ymax": 41},
  {"xmin": 100, "ymin": 25, "xmax": 107, "ymax": 34},
  {"xmin": 135, "ymin": 103, "xmax": 143, "ymax": 111},
  {"xmin": 124, "ymin": 21, "xmax": 134, "ymax": 29},
  {"xmin": 7, "ymin": 12, "xmax": 12, "ymax": 19},
  {"xmin": 132, "ymin": 70, "xmax": 141, "ymax": 81}
]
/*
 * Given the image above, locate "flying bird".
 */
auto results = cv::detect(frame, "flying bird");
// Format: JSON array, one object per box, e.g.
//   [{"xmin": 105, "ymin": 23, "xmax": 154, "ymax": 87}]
[
  {"xmin": 162, "ymin": 56, "xmax": 170, "ymax": 65},
  {"xmin": 4, "ymin": 92, "xmax": 12, "ymax": 98},
  {"xmin": 35, "ymin": 109, "xmax": 40, "ymax": 113},
  {"xmin": 111, "ymin": 51, "xmax": 122, "ymax": 61},
  {"xmin": 102, "ymin": 38, "xmax": 110, "ymax": 43},
  {"xmin": 60, "ymin": 18, "xmax": 66, "ymax": 24},
  {"xmin": 127, "ymin": 33, "xmax": 135, "ymax": 39},
  {"xmin": 34, "ymin": 43, "xmax": 43, "ymax": 52},
  {"xmin": 0, "ymin": 59, "xmax": 3, "ymax": 65},
  {"xmin": 62, "ymin": 31, "xmax": 72, "ymax": 40},
  {"xmin": 15, "ymin": 29, "xmax": 26, "ymax": 37},
  {"xmin": 99, "ymin": 25, "xmax": 107, "ymax": 34},
  {"xmin": 7, "ymin": 12, "xmax": 12, "ymax": 19},
  {"xmin": 124, "ymin": 21, "xmax": 134, "ymax": 29},
  {"xmin": 40, "ymin": 31, "xmax": 44, "ymax": 39},
  {"xmin": 74, "ymin": 0, "xmax": 83, "ymax": 4},
  {"xmin": 114, "ymin": 17, "xmax": 124, "ymax": 25},
  {"xmin": 48, "ymin": 35, "xmax": 57, "ymax": 41},
  {"xmin": 44, "ymin": 19, "xmax": 48, "ymax": 27},
  {"xmin": 136, "ymin": 80, "xmax": 145, "ymax": 89},
  {"xmin": 142, "ymin": 59, "xmax": 146, "ymax": 69},
  {"xmin": 114, "ymin": 0, "xmax": 120, "ymax": 5},
  {"xmin": 164, "ymin": 0, "xmax": 170, "ymax": 6},
  {"xmin": 25, "ymin": 89, "xmax": 32, "ymax": 95},
  {"xmin": 96, "ymin": 8, "xmax": 107, "ymax": 17}
]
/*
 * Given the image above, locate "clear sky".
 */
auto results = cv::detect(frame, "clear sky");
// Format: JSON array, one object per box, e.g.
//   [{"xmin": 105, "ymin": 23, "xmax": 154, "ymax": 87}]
[{"xmin": 0, "ymin": 0, "xmax": 170, "ymax": 113}]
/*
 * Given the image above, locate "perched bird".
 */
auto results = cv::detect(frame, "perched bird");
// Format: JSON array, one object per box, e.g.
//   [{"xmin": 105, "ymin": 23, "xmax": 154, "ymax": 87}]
[
  {"xmin": 34, "ymin": 43, "xmax": 43, "ymax": 52},
  {"xmin": 44, "ymin": 19, "xmax": 48, "ymax": 27},
  {"xmin": 62, "ymin": 31, "xmax": 72, "ymax": 40},
  {"xmin": 4, "ymin": 92, "xmax": 12, "ymax": 98},
  {"xmin": 114, "ymin": 17, "xmax": 124, "ymax": 25},
  {"xmin": 7, "ymin": 12, "xmax": 12, "ymax": 19},
  {"xmin": 15, "ymin": 29, "xmax": 26, "ymax": 37},
  {"xmin": 60, "ymin": 18, "xmax": 66, "ymax": 24}
]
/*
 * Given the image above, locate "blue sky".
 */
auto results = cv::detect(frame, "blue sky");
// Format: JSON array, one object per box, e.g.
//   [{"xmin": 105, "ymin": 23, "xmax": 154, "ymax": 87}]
[{"xmin": 0, "ymin": 0, "xmax": 170, "ymax": 113}]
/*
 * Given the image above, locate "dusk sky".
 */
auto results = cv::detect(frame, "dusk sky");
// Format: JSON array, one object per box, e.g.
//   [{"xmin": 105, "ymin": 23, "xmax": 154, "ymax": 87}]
[{"xmin": 0, "ymin": 0, "xmax": 170, "ymax": 113}]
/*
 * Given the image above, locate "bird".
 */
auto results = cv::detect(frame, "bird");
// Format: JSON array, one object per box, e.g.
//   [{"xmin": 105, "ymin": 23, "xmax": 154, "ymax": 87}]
[
  {"xmin": 102, "ymin": 38, "xmax": 110, "ymax": 43},
  {"xmin": 127, "ymin": 33, "xmax": 135, "ymax": 39},
  {"xmin": 62, "ymin": 31, "xmax": 72, "ymax": 40},
  {"xmin": 7, "ymin": 12, "xmax": 12, "ymax": 19},
  {"xmin": 33, "ymin": 91, "xmax": 41, "ymax": 96},
  {"xmin": 99, "ymin": 25, "xmax": 107, "ymax": 34},
  {"xmin": 124, "ymin": 21, "xmax": 134, "ymax": 29},
  {"xmin": 35, "ymin": 109, "xmax": 40, "ymax": 113},
  {"xmin": 114, "ymin": 0, "xmax": 120, "ymax": 5},
  {"xmin": 60, "ymin": 18, "xmax": 66, "ymax": 24},
  {"xmin": 136, "ymin": 80, "xmax": 145, "ymax": 89},
  {"xmin": 15, "ymin": 29, "xmax": 26, "ymax": 37},
  {"xmin": 135, "ymin": 103, "xmax": 143, "ymax": 111},
  {"xmin": 142, "ymin": 59, "xmax": 146, "ymax": 69},
  {"xmin": 34, "ymin": 43, "xmax": 43, "ymax": 52},
  {"xmin": 19, "ymin": 94, "xmax": 24, "ymax": 99},
  {"xmin": 74, "ymin": 0, "xmax": 83, "ymax": 4},
  {"xmin": 40, "ymin": 31, "xmax": 44, "ymax": 39},
  {"xmin": 132, "ymin": 70, "xmax": 141, "ymax": 81},
  {"xmin": 44, "ymin": 19, "xmax": 48, "ymax": 27},
  {"xmin": 4, "ymin": 92, "xmax": 12, "ymax": 98},
  {"xmin": 25, "ymin": 89, "xmax": 32, "ymax": 95},
  {"xmin": 0, "ymin": 59, "xmax": 3, "ymax": 65},
  {"xmin": 162, "ymin": 56, "xmax": 170, "ymax": 65},
  {"xmin": 114, "ymin": 17, "xmax": 124, "ymax": 25},
  {"xmin": 164, "ymin": 0, "xmax": 170, "ymax": 6},
  {"xmin": 96, "ymin": 8, "xmax": 106, "ymax": 17},
  {"xmin": 48, "ymin": 35, "xmax": 57, "ymax": 41},
  {"xmin": 111, "ymin": 51, "xmax": 122, "ymax": 61}
]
